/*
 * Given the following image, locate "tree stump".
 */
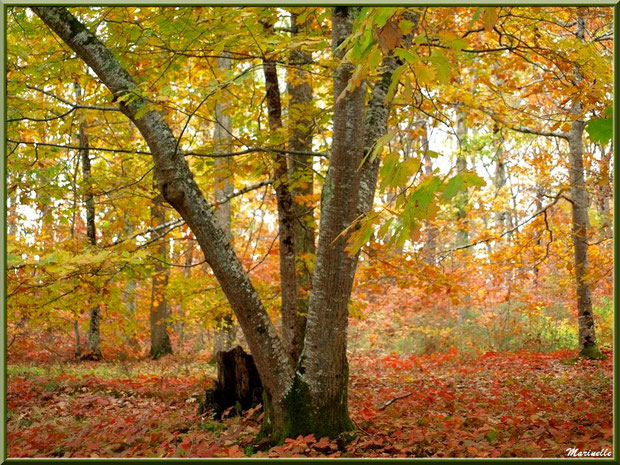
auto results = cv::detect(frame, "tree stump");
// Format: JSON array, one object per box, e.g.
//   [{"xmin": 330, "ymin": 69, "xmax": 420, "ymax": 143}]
[{"xmin": 200, "ymin": 346, "xmax": 263, "ymax": 418}]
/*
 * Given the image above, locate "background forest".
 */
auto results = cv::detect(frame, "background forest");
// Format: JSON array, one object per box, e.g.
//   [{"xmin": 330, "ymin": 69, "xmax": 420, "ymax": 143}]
[{"xmin": 5, "ymin": 5, "xmax": 614, "ymax": 459}]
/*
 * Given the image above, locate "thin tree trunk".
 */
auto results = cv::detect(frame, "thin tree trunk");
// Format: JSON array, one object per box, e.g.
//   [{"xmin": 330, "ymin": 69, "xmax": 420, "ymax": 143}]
[
  {"xmin": 73, "ymin": 318, "xmax": 81, "ymax": 358},
  {"xmin": 149, "ymin": 179, "xmax": 173, "ymax": 359},
  {"xmin": 421, "ymin": 123, "xmax": 437, "ymax": 264},
  {"xmin": 455, "ymin": 110, "xmax": 469, "ymax": 248},
  {"xmin": 287, "ymin": 12, "xmax": 316, "ymax": 363},
  {"xmin": 213, "ymin": 53, "xmax": 237, "ymax": 354},
  {"xmin": 597, "ymin": 143, "xmax": 613, "ymax": 244},
  {"xmin": 178, "ymin": 239, "xmax": 193, "ymax": 340},
  {"xmin": 76, "ymin": 82, "xmax": 102, "ymax": 361},
  {"xmin": 7, "ymin": 189, "xmax": 17, "ymax": 238},
  {"xmin": 122, "ymin": 276, "xmax": 139, "ymax": 349},
  {"xmin": 263, "ymin": 58, "xmax": 300, "ymax": 363},
  {"xmin": 493, "ymin": 125, "xmax": 509, "ymax": 233},
  {"xmin": 569, "ymin": 12, "xmax": 601, "ymax": 359}
]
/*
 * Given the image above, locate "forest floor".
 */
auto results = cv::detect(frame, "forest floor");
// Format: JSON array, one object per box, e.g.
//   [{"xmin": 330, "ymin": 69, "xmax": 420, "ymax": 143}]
[{"xmin": 7, "ymin": 347, "xmax": 613, "ymax": 458}]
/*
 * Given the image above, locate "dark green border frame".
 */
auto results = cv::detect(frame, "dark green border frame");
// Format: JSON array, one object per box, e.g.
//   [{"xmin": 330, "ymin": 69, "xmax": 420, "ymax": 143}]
[{"xmin": 0, "ymin": 1, "xmax": 617, "ymax": 463}]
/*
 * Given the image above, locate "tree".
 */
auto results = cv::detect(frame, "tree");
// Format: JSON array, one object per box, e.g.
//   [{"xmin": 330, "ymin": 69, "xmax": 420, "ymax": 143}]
[
  {"xmin": 149, "ymin": 180, "xmax": 173, "ymax": 359},
  {"xmin": 31, "ymin": 6, "xmax": 416, "ymax": 440},
  {"xmin": 75, "ymin": 82, "xmax": 103, "ymax": 361}
]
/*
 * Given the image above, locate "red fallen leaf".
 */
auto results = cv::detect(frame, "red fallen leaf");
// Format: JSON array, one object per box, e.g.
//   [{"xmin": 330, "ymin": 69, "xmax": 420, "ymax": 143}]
[
  {"xmin": 359, "ymin": 406, "xmax": 377, "ymax": 420},
  {"xmin": 315, "ymin": 437, "xmax": 331, "ymax": 449},
  {"xmin": 226, "ymin": 445, "xmax": 245, "ymax": 457}
]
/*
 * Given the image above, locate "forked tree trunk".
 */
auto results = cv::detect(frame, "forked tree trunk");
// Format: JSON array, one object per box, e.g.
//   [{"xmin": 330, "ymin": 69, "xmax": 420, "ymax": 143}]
[{"xmin": 32, "ymin": 6, "xmax": 416, "ymax": 442}]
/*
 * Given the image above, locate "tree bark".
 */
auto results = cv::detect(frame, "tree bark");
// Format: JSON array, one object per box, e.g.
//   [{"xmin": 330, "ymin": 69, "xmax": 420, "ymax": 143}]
[
  {"xmin": 421, "ymin": 123, "xmax": 437, "ymax": 264},
  {"xmin": 596, "ymin": 144, "xmax": 613, "ymax": 244},
  {"xmin": 455, "ymin": 110, "xmax": 469, "ymax": 249},
  {"xmin": 263, "ymin": 59, "xmax": 301, "ymax": 363},
  {"xmin": 76, "ymin": 82, "xmax": 102, "ymax": 361},
  {"xmin": 149, "ymin": 181, "xmax": 173, "ymax": 359},
  {"xmin": 287, "ymin": 12, "xmax": 316, "ymax": 364},
  {"xmin": 493, "ymin": 126, "xmax": 509, "ymax": 233},
  {"xmin": 202, "ymin": 346, "xmax": 263, "ymax": 418},
  {"xmin": 568, "ymin": 13, "xmax": 601, "ymax": 359}
]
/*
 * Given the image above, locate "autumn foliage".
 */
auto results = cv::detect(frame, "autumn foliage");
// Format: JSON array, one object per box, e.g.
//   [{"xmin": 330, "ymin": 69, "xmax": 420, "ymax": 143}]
[{"xmin": 5, "ymin": 5, "xmax": 614, "ymax": 459}]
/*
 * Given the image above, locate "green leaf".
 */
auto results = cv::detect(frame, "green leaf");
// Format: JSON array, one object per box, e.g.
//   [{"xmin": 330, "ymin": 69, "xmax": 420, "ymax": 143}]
[
  {"xmin": 429, "ymin": 50, "xmax": 451, "ymax": 84},
  {"xmin": 483, "ymin": 7, "xmax": 497, "ymax": 32},
  {"xmin": 399, "ymin": 19, "xmax": 415, "ymax": 35},
  {"xmin": 461, "ymin": 171, "xmax": 487, "ymax": 187},
  {"xmin": 373, "ymin": 7, "xmax": 398, "ymax": 28},
  {"xmin": 468, "ymin": 8, "xmax": 483, "ymax": 30},
  {"xmin": 586, "ymin": 115, "xmax": 613, "ymax": 144},
  {"xmin": 442, "ymin": 174, "xmax": 465, "ymax": 201},
  {"xmin": 385, "ymin": 63, "xmax": 408, "ymax": 103},
  {"xmin": 367, "ymin": 47, "xmax": 383, "ymax": 70},
  {"xmin": 7, "ymin": 253, "xmax": 22, "ymax": 267},
  {"xmin": 363, "ymin": 132, "xmax": 395, "ymax": 167},
  {"xmin": 394, "ymin": 48, "xmax": 418, "ymax": 64},
  {"xmin": 134, "ymin": 103, "xmax": 150, "ymax": 120}
]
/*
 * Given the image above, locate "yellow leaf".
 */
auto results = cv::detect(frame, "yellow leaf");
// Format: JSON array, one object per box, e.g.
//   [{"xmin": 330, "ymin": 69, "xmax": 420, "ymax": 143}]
[{"xmin": 412, "ymin": 62, "xmax": 436, "ymax": 86}]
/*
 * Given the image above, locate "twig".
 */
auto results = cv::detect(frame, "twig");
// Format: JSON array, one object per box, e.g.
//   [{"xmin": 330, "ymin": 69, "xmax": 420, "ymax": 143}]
[{"xmin": 378, "ymin": 392, "xmax": 413, "ymax": 410}]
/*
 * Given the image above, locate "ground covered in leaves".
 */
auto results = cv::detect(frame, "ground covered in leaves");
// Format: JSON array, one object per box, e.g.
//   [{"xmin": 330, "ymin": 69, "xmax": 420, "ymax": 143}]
[{"xmin": 7, "ymin": 348, "xmax": 613, "ymax": 458}]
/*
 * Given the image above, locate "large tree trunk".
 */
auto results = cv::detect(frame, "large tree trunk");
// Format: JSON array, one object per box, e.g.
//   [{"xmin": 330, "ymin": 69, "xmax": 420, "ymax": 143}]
[
  {"xmin": 149, "ymin": 181, "xmax": 173, "ymax": 359},
  {"xmin": 75, "ymin": 84, "xmax": 102, "ymax": 361},
  {"xmin": 568, "ymin": 13, "xmax": 601, "ymax": 359},
  {"xmin": 284, "ymin": 7, "xmax": 365, "ymax": 439}
]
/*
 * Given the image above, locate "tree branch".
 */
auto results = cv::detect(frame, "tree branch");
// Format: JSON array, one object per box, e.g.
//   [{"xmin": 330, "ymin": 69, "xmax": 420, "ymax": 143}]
[
  {"xmin": 8, "ymin": 139, "xmax": 326, "ymax": 159},
  {"xmin": 439, "ymin": 189, "xmax": 568, "ymax": 259}
]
